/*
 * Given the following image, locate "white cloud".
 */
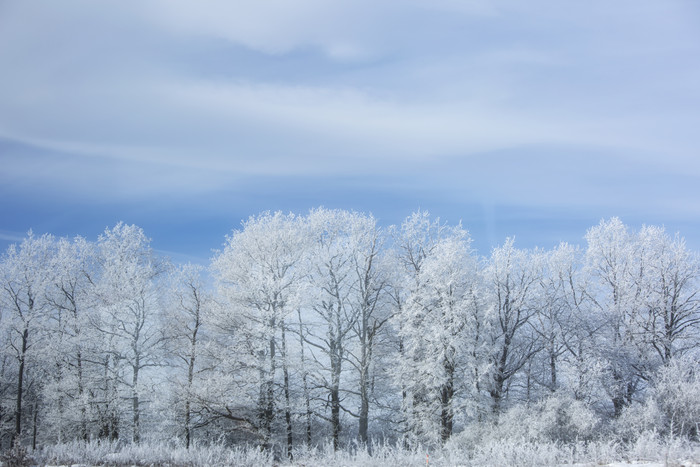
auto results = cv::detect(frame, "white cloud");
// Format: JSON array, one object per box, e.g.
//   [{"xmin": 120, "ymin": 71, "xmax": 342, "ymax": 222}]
[
  {"xmin": 143, "ymin": 0, "xmax": 383, "ymax": 60},
  {"xmin": 0, "ymin": 76, "xmax": 616, "ymax": 177},
  {"xmin": 0, "ymin": 230, "xmax": 28, "ymax": 243},
  {"xmin": 0, "ymin": 0, "xmax": 699, "ymax": 213}
]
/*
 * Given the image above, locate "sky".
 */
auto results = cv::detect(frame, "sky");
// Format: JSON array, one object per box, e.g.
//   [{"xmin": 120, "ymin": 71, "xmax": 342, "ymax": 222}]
[{"xmin": 1, "ymin": 0, "xmax": 699, "ymax": 263}]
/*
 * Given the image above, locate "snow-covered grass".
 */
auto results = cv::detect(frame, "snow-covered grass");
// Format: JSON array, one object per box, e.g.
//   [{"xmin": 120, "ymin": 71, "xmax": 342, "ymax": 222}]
[
  {"xmin": 26, "ymin": 432, "xmax": 699, "ymax": 467},
  {"xmin": 37, "ymin": 439, "xmax": 271, "ymax": 467}
]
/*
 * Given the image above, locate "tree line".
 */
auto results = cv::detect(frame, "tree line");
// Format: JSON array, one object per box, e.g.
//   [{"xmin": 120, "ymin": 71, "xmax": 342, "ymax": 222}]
[{"xmin": 1, "ymin": 209, "xmax": 698, "ymax": 456}]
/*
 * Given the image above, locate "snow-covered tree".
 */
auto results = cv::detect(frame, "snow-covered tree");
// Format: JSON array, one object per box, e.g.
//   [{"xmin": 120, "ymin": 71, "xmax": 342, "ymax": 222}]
[
  {"xmin": 302, "ymin": 208, "xmax": 361, "ymax": 450},
  {"xmin": 42, "ymin": 235, "xmax": 97, "ymax": 442},
  {"xmin": 484, "ymin": 238, "xmax": 543, "ymax": 413},
  {"xmin": 586, "ymin": 219, "xmax": 658, "ymax": 415},
  {"xmin": 93, "ymin": 223, "xmax": 168, "ymax": 443},
  {"xmin": 164, "ymin": 263, "xmax": 212, "ymax": 448},
  {"xmin": 344, "ymin": 213, "xmax": 391, "ymax": 446},
  {"xmin": 211, "ymin": 211, "xmax": 307, "ymax": 453},
  {"xmin": 0, "ymin": 232, "xmax": 54, "ymax": 445},
  {"xmin": 392, "ymin": 212, "xmax": 486, "ymax": 444},
  {"xmin": 1, "ymin": 209, "xmax": 699, "ymax": 452},
  {"xmin": 635, "ymin": 225, "xmax": 700, "ymax": 365}
]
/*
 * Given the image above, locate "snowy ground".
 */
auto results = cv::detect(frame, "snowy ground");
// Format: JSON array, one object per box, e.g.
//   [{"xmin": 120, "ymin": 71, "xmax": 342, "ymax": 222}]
[
  {"xmin": 26, "ymin": 447, "xmax": 700, "ymax": 467},
  {"xmin": 6, "ymin": 435, "xmax": 698, "ymax": 467},
  {"xmin": 37, "ymin": 462, "xmax": 700, "ymax": 467}
]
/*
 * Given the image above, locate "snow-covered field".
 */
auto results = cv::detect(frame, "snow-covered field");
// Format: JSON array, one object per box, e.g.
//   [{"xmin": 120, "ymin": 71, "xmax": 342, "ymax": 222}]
[{"xmin": 5, "ymin": 435, "xmax": 695, "ymax": 467}]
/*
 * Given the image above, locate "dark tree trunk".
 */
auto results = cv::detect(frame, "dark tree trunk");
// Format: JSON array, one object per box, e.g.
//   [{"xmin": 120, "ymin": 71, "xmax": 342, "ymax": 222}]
[
  {"xmin": 330, "ymin": 336, "xmax": 342, "ymax": 451},
  {"xmin": 331, "ymin": 385, "xmax": 340, "ymax": 451},
  {"xmin": 185, "ymin": 308, "xmax": 200, "ymax": 449},
  {"xmin": 31, "ymin": 400, "xmax": 38, "ymax": 450},
  {"xmin": 77, "ymin": 349, "xmax": 88, "ymax": 441},
  {"xmin": 358, "ymin": 389, "xmax": 369, "ymax": 445},
  {"xmin": 13, "ymin": 327, "xmax": 29, "ymax": 445},
  {"xmin": 440, "ymin": 359, "xmax": 455, "ymax": 443},
  {"xmin": 490, "ymin": 337, "xmax": 510, "ymax": 414},
  {"xmin": 298, "ymin": 310, "xmax": 312, "ymax": 447},
  {"xmin": 280, "ymin": 321, "xmax": 293, "ymax": 459},
  {"xmin": 260, "ymin": 331, "xmax": 276, "ymax": 451},
  {"xmin": 132, "ymin": 380, "xmax": 140, "ymax": 443}
]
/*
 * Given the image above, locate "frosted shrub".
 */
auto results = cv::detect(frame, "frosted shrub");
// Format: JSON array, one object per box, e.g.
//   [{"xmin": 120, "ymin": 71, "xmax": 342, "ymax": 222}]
[
  {"xmin": 625, "ymin": 430, "xmax": 700, "ymax": 465},
  {"xmin": 37, "ymin": 439, "xmax": 272, "ymax": 467},
  {"xmin": 614, "ymin": 357, "xmax": 700, "ymax": 443},
  {"xmin": 467, "ymin": 438, "xmax": 561, "ymax": 467},
  {"xmin": 31, "ymin": 436, "xmax": 700, "ymax": 467},
  {"xmin": 0, "ymin": 440, "xmax": 34, "ymax": 467},
  {"xmin": 652, "ymin": 356, "xmax": 700, "ymax": 439},
  {"xmin": 535, "ymin": 393, "xmax": 600, "ymax": 442},
  {"xmin": 614, "ymin": 399, "xmax": 663, "ymax": 442},
  {"xmin": 477, "ymin": 393, "xmax": 600, "ymax": 444}
]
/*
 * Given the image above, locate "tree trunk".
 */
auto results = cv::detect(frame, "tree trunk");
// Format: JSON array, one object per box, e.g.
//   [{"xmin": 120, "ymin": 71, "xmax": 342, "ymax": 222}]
[
  {"xmin": 550, "ymin": 349, "xmax": 557, "ymax": 392},
  {"xmin": 490, "ymin": 338, "xmax": 510, "ymax": 414},
  {"xmin": 32, "ymin": 400, "xmax": 38, "ymax": 450},
  {"xmin": 331, "ymin": 385, "xmax": 340, "ymax": 451},
  {"xmin": 77, "ymin": 349, "xmax": 88, "ymax": 441},
  {"xmin": 260, "ymin": 327, "xmax": 276, "ymax": 451},
  {"xmin": 330, "ymin": 339, "xmax": 342, "ymax": 451},
  {"xmin": 358, "ymin": 388, "xmax": 369, "ymax": 445},
  {"xmin": 280, "ymin": 321, "xmax": 293, "ymax": 459},
  {"xmin": 297, "ymin": 310, "xmax": 312, "ymax": 447},
  {"xmin": 440, "ymin": 359, "xmax": 455, "ymax": 443},
  {"xmin": 358, "ymin": 322, "xmax": 374, "ymax": 446},
  {"xmin": 611, "ymin": 370, "xmax": 631, "ymax": 418},
  {"xmin": 13, "ymin": 326, "xmax": 29, "ymax": 445},
  {"xmin": 132, "ymin": 359, "xmax": 140, "ymax": 444},
  {"xmin": 185, "ymin": 311, "xmax": 199, "ymax": 449}
]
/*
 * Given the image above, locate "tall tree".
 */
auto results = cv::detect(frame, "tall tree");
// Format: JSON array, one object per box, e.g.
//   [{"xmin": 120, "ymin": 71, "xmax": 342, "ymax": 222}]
[
  {"xmin": 0, "ymin": 232, "xmax": 54, "ymax": 445},
  {"xmin": 635, "ymin": 225, "xmax": 700, "ymax": 365},
  {"xmin": 392, "ymin": 212, "xmax": 485, "ymax": 444},
  {"xmin": 94, "ymin": 223, "xmax": 167, "ymax": 443},
  {"xmin": 585, "ymin": 218, "xmax": 644, "ymax": 416},
  {"xmin": 43, "ymin": 235, "xmax": 96, "ymax": 442},
  {"xmin": 345, "ymin": 213, "xmax": 390, "ymax": 446},
  {"xmin": 165, "ymin": 263, "xmax": 211, "ymax": 449},
  {"xmin": 212, "ymin": 211, "xmax": 307, "ymax": 453},
  {"xmin": 484, "ymin": 238, "xmax": 543, "ymax": 413},
  {"xmin": 302, "ymin": 208, "xmax": 359, "ymax": 451}
]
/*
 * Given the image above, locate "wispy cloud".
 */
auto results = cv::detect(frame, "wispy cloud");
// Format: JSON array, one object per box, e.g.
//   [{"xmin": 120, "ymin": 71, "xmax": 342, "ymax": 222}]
[
  {"xmin": 1, "ymin": 0, "xmax": 699, "ymax": 253},
  {"xmin": 0, "ymin": 229, "xmax": 28, "ymax": 243}
]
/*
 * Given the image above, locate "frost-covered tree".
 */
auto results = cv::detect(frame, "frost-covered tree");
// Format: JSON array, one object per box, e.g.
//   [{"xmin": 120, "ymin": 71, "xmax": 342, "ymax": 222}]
[
  {"xmin": 1, "ymin": 209, "xmax": 699, "ymax": 452},
  {"xmin": 164, "ymin": 263, "xmax": 212, "ymax": 448},
  {"xmin": 302, "ymin": 208, "xmax": 360, "ymax": 450},
  {"xmin": 0, "ymin": 232, "xmax": 54, "ymax": 445},
  {"xmin": 300, "ymin": 209, "xmax": 394, "ymax": 448},
  {"xmin": 392, "ymin": 212, "xmax": 486, "ymax": 444},
  {"xmin": 542, "ymin": 243, "xmax": 603, "ymax": 403},
  {"xmin": 344, "ymin": 213, "xmax": 391, "ymax": 446},
  {"xmin": 586, "ymin": 218, "xmax": 655, "ymax": 415},
  {"xmin": 635, "ymin": 225, "xmax": 700, "ymax": 365},
  {"xmin": 529, "ymin": 243, "xmax": 585, "ymax": 396},
  {"xmin": 211, "ymin": 212, "xmax": 307, "ymax": 453},
  {"xmin": 391, "ymin": 211, "xmax": 444, "ymax": 441},
  {"xmin": 484, "ymin": 238, "xmax": 543, "ymax": 413},
  {"xmin": 93, "ymin": 223, "xmax": 168, "ymax": 443},
  {"xmin": 42, "ymin": 235, "xmax": 97, "ymax": 442}
]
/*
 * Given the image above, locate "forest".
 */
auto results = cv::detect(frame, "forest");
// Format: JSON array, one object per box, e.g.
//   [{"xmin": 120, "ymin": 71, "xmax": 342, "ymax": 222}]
[{"xmin": 1, "ymin": 209, "xmax": 699, "ymax": 466}]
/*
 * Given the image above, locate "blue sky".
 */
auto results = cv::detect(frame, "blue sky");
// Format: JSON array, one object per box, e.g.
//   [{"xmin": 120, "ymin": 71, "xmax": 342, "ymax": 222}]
[{"xmin": 1, "ymin": 0, "xmax": 699, "ymax": 263}]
